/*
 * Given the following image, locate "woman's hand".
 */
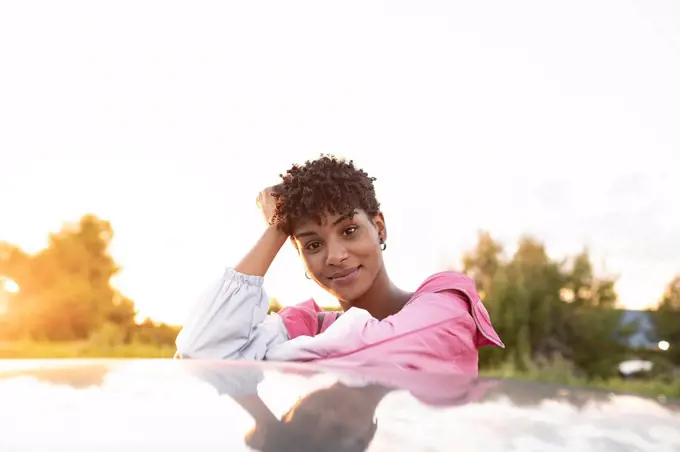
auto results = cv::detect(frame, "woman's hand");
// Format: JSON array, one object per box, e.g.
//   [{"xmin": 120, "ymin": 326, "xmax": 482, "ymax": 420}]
[
  {"xmin": 256, "ymin": 186, "xmax": 278, "ymax": 226},
  {"xmin": 234, "ymin": 186, "xmax": 288, "ymax": 277}
]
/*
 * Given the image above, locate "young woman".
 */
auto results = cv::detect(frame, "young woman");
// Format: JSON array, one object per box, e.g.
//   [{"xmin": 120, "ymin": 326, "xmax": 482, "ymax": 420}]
[{"xmin": 175, "ymin": 155, "xmax": 503, "ymax": 374}]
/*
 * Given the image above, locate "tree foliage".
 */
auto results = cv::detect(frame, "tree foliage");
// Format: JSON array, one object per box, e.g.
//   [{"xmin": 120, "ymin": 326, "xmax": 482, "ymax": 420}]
[
  {"xmin": 463, "ymin": 231, "xmax": 638, "ymax": 379},
  {"xmin": 1, "ymin": 215, "xmax": 140, "ymax": 342},
  {"xmin": 651, "ymin": 275, "xmax": 680, "ymax": 365}
]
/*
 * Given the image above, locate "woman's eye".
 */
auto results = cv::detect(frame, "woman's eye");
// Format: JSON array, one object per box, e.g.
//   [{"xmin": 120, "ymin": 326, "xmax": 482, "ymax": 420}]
[
  {"xmin": 343, "ymin": 226, "xmax": 358, "ymax": 236},
  {"xmin": 305, "ymin": 241, "xmax": 321, "ymax": 251}
]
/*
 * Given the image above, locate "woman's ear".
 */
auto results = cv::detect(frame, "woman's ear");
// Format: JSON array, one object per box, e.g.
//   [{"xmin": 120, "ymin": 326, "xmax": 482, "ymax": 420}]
[{"xmin": 371, "ymin": 212, "xmax": 387, "ymax": 243}]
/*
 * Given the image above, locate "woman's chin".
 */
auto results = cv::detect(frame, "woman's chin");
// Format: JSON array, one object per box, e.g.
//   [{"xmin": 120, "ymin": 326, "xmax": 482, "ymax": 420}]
[{"xmin": 331, "ymin": 285, "xmax": 369, "ymax": 307}]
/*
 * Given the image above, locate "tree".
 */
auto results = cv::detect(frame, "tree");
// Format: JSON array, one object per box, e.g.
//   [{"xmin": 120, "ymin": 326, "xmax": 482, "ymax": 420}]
[
  {"xmin": 462, "ymin": 231, "xmax": 504, "ymax": 301},
  {"xmin": 483, "ymin": 262, "xmax": 532, "ymax": 369},
  {"xmin": 563, "ymin": 249, "xmax": 618, "ymax": 308},
  {"xmin": 1, "ymin": 214, "xmax": 134, "ymax": 341},
  {"xmin": 659, "ymin": 275, "xmax": 680, "ymax": 310},
  {"xmin": 132, "ymin": 318, "xmax": 181, "ymax": 346},
  {"xmin": 510, "ymin": 237, "xmax": 564, "ymax": 359},
  {"xmin": 560, "ymin": 249, "xmax": 628, "ymax": 379},
  {"xmin": 463, "ymin": 235, "xmax": 627, "ymax": 378},
  {"xmin": 461, "ymin": 232, "xmax": 510, "ymax": 368},
  {"xmin": 0, "ymin": 242, "xmax": 30, "ymax": 278},
  {"xmin": 652, "ymin": 275, "xmax": 680, "ymax": 365}
]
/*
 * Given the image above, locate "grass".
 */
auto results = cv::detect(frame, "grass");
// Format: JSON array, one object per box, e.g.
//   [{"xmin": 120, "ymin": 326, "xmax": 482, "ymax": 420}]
[
  {"xmin": 0, "ymin": 340, "xmax": 176, "ymax": 359},
  {"xmin": 480, "ymin": 359, "xmax": 680, "ymax": 399}
]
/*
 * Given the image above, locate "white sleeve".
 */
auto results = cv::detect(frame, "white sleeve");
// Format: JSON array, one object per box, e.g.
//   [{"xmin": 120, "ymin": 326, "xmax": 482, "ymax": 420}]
[{"xmin": 175, "ymin": 268, "xmax": 289, "ymax": 360}]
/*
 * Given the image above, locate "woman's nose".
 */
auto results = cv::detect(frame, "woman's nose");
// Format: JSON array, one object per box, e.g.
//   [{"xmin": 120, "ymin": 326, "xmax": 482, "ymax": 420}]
[{"xmin": 325, "ymin": 241, "xmax": 349, "ymax": 266}]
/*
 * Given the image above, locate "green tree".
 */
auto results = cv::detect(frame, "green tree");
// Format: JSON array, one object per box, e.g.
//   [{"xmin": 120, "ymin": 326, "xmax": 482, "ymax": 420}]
[
  {"xmin": 132, "ymin": 318, "xmax": 181, "ymax": 346},
  {"xmin": 510, "ymin": 237, "xmax": 565, "ymax": 360},
  {"xmin": 462, "ymin": 230, "xmax": 504, "ymax": 301},
  {"xmin": 462, "ymin": 232, "xmax": 509, "ymax": 368},
  {"xmin": 465, "ymin": 236, "xmax": 628, "ymax": 379},
  {"xmin": 483, "ymin": 262, "xmax": 532, "ymax": 369},
  {"xmin": 652, "ymin": 275, "xmax": 680, "ymax": 365},
  {"xmin": 559, "ymin": 250, "xmax": 627, "ymax": 378},
  {"xmin": 566, "ymin": 307, "xmax": 630, "ymax": 378}
]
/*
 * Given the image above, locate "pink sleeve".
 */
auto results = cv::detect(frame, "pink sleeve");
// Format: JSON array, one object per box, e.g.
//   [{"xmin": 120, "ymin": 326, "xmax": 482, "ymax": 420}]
[
  {"xmin": 269, "ymin": 291, "xmax": 477, "ymax": 360},
  {"xmin": 266, "ymin": 289, "xmax": 502, "ymax": 374},
  {"xmin": 329, "ymin": 291, "xmax": 475, "ymax": 357},
  {"xmin": 349, "ymin": 287, "xmax": 504, "ymax": 352},
  {"xmin": 277, "ymin": 299, "xmax": 341, "ymax": 339}
]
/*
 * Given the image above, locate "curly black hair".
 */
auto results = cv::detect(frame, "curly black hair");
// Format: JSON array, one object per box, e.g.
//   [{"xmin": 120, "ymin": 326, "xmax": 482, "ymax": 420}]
[{"xmin": 271, "ymin": 155, "xmax": 381, "ymax": 235}]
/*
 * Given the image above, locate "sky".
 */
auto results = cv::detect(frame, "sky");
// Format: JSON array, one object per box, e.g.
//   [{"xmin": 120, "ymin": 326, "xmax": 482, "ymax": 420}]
[{"xmin": 1, "ymin": 0, "xmax": 679, "ymax": 324}]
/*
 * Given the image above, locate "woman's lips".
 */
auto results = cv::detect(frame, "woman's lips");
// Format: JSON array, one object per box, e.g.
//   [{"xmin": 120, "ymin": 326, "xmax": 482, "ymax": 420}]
[{"xmin": 329, "ymin": 267, "xmax": 361, "ymax": 286}]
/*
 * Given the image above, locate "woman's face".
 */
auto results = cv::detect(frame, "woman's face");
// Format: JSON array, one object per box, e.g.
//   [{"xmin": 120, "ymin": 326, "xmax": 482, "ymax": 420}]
[{"xmin": 292, "ymin": 209, "xmax": 386, "ymax": 303}]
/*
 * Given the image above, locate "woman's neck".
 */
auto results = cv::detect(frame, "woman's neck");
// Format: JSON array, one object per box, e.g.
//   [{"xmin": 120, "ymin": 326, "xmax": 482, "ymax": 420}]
[{"xmin": 341, "ymin": 267, "xmax": 413, "ymax": 320}]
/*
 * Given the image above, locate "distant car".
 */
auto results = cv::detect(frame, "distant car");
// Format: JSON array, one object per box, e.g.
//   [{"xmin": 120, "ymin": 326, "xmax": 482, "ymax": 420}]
[
  {"xmin": 618, "ymin": 359, "xmax": 655, "ymax": 378},
  {"xmin": 0, "ymin": 359, "xmax": 678, "ymax": 451}
]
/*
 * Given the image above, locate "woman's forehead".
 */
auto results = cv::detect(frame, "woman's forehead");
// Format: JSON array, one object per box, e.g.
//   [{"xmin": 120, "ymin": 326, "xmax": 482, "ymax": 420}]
[{"xmin": 293, "ymin": 210, "xmax": 366, "ymax": 235}]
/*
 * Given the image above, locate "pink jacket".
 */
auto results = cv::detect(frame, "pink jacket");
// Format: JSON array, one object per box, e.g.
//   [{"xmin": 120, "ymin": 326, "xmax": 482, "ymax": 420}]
[
  {"xmin": 273, "ymin": 271, "xmax": 504, "ymax": 375},
  {"xmin": 175, "ymin": 269, "xmax": 504, "ymax": 376}
]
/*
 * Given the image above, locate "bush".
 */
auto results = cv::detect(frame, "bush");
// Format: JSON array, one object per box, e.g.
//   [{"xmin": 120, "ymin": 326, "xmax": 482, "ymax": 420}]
[{"xmin": 480, "ymin": 357, "xmax": 680, "ymax": 399}]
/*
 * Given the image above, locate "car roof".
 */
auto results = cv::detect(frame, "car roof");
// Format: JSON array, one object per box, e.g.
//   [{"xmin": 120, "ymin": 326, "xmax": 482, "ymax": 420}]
[{"xmin": 1, "ymin": 359, "xmax": 678, "ymax": 451}]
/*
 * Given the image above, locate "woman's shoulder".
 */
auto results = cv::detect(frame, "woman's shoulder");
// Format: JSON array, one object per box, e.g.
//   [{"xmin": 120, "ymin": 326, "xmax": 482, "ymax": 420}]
[
  {"xmin": 412, "ymin": 271, "xmax": 478, "ymax": 299},
  {"xmin": 410, "ymin": 271, "xmax": 505, "ymax": 349}
]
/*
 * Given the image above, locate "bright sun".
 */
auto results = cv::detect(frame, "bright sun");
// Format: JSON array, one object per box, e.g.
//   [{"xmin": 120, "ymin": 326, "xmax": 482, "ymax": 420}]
[{"xmin": 1, "ymin": 277, "xmax": 20, "ymax": 294}]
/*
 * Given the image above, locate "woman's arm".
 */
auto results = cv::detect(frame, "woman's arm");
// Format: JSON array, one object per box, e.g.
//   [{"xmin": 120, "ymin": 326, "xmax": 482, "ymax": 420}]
[
  {"xmin": 175, "ymin": 222, "xmax": 339, "ymax": 359},
  {"xmin": 174, "ymin": 267, "xmax": 289, "ymax": 359},
  {"xmin": 234, "ymin": 225, "xmax": 288, "ymax": 277},
  {"xmin": 265, "ymin": 275, "xmax": 504, "ymax": 373},
  {"xmin": 264, "ymin": 291, "xmax": 474, "ymax": 362},
  {"xmin": 236, "ymin": 186, "xmax": 289, "ymax": 277},
  {"xmin": 175, "ymin": 185, "xmax": 299, "ymax": 359},
  {"xmin": 175, "ymin": 184, "xmax": 342, "ymax": 359}
]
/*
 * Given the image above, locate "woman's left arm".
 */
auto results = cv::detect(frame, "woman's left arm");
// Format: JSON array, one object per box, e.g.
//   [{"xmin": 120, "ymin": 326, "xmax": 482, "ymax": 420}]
[{"xmin": 265, "ymin": 291, "xmax": 488, "ymax": 362}]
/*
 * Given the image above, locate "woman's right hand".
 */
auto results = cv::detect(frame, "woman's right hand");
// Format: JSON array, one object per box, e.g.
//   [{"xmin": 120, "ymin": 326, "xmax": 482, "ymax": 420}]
[
  {"xmin": 256, "ymin": 186, "xmax": 279, "ymax": 226},
  {"xmin": 235, "ymin": 186, "xmax": 288, "ymax": 277}
]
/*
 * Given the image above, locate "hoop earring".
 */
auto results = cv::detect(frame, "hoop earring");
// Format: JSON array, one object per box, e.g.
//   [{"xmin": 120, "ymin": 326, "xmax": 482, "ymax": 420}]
[
  {"xmin": 380, "ymin": 240, "xmax": 387, "ymax": 251},
  {"xmin": 305, "ymin": 272, "xmax": 312, "ymax": 280}
]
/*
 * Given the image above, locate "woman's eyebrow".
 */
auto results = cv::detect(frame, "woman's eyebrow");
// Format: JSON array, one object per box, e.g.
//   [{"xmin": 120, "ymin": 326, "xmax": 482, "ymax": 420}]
[
  {"xmin": 332, "ymin": 212, "xmax": 356, "ymax": 225},
  {"xmin": 295, "ymin": 231, "xmax": 317, "ymax": 238}
]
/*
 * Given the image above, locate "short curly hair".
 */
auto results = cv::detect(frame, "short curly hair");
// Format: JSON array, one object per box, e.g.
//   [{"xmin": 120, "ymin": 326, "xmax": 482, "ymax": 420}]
[{"xmin": 271, "ymin": 155, "xmax": 381, "ymax": 235}]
